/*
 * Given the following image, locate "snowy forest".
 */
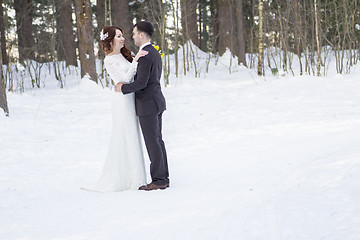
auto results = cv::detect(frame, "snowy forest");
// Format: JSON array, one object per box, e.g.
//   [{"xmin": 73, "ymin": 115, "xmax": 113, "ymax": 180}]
[
  {"xmin": 1, "ymin": 1, "xmax": 360, "ymax": 111},
  {"xmin": 1, "ymin": 1, "xmax": 360, "ymax": 239}
]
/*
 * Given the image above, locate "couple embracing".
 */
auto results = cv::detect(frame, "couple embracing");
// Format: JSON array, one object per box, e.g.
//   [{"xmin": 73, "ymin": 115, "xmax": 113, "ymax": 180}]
[{"xmin": 83, "ymin": 21, "xmax": 169, "ymax": 192}]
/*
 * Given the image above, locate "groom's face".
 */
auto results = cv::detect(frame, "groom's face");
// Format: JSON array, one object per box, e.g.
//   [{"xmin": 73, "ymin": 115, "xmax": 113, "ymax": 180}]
[{"xmin": 132, "ymin": 27, "xmax": 142, "ymax": 47}]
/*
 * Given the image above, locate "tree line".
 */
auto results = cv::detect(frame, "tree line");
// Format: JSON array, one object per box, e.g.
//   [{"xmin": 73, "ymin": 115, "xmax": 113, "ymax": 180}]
[{"xmin": 1, "ymin": 0, "xmax": 360, "ymax": 115}]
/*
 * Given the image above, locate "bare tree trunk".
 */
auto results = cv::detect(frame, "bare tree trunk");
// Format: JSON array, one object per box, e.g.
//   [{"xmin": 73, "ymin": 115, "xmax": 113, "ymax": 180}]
[
  {"xmin": 277, "ymin": 6, "xmax": 288, "ymax": 72},
  {"xmin": 229, "ymin": 0, "xmax": 235, "ymax": 58},
  {"xmin": 151, "ymin": 0, "xmax": 169, "ymax": 85},
  {"xmin": 210, "ymin": 0, "xmax": 219, "ymax": 54},
  {"xmin": 96, "ymin": 0, "xmax": 105, "ymax": 59},
  {"xmin": 74, "ymin": 0, "xmax": 97, "ymax": 82},
  {"xmin": 342, "ymin": 0, "xmax": 352, "ymax": 73},
  {"xmin": 181, "ymin": 0, "xmax": 199, "ymax": 47},
  {"xmin": 112, "ymin": 0, "xmax": 135, "ymax": 51},
  {"xmin": 0, "ymin": 2, "xmax": 8, "ymax": 65},
  {"xmin": 14, "ymin": 0, "xmax": 35, "ymax": 62},
  {"xmin": 180, "ymin": 0, "xmax": 189, "ymax": 73},
  {"xmin": 218, "ymin": 0, "xmax": 232, "ymax": 56},
  {"xmin": 109, "ymin": 0, "xmax": 112, "ymax": 25},
  {"xmin": 350, "ymin": 0, "xmax": 358, "ymax": 66},
  {"xmin": 0, "ymin": 33, "xmax": 9, "ymax": 116},
  {"xmin": 56, "ymin": 3, "xmax": 65, "ymax": 61},
  {"xmin": 171, "ymin": 0, "xmax": 179, "ymax": 77},
  {"xmin": 199, "ymin": 0, "xmax": 203, "ymax": 50},
  {"xmin": 314, "ymin": 0, "xmax": 321, "ymax": 76},
  {"xmin": 301, "ymin": 0, "xmax": 310, "ymax": 74},
  {"xmin": 235, "ymin": 0, "xmax": 246, "ymax": 66},
  {"xmin": 250, "ymin": 0, "xmax": 256, "ymax": 68},
  {"xmin": 56, "ymin": 0, "xmax": 77, "ymax": 66},
  {"xmin": 258, "ymin": 0, "xmax": 264, "ymax": 76},
  {"xmin": 293, "ymin": 0, "xmax": 303, "ymax": 75},
  {"xmin": 333, "ymin": 0, "xmax": 342, "ymax": 73}
]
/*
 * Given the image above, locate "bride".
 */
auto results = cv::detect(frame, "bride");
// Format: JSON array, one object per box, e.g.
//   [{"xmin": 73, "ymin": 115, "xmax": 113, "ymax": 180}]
[{"xmin": 82, "ymin": 26, "xmax": 148, "ymax": 192}]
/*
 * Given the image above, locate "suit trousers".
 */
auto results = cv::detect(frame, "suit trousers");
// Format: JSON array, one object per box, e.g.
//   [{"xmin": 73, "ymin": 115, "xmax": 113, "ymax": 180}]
[{"xmin": 139, "ymin": 113, "xmax": 169, "ymax": 185}]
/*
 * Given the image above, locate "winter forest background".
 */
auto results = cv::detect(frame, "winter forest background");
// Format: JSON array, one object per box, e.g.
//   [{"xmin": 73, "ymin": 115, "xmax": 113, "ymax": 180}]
[
  {"xmin": 1, "ymin": 1, "xmax": 360, "ymax": 239},
  {"xmin": 1, "ymin": 0, "xmax": 360, "ymax": 115}
]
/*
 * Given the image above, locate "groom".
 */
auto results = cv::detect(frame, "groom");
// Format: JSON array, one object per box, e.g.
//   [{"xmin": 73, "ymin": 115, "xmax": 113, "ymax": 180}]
[{"xmin": 115, "ymin": 21, "xmax": 170, "ymax": 191}]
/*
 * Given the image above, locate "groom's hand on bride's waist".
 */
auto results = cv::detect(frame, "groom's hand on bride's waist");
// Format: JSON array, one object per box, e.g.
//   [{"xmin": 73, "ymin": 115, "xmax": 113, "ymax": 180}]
[{"xmin": 115, "ymin": 82, "xmax": 123, "ymax": 93}]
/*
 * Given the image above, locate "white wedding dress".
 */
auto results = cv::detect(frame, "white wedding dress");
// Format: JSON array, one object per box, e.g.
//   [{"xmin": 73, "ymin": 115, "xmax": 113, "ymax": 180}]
[{"xmin": 83, "ymin": 54, "xmax": 146, "ymax": 192}]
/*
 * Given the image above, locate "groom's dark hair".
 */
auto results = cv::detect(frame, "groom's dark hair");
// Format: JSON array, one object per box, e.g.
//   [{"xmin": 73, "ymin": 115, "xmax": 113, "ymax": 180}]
[{"xmin": 134, "ymin": 21, "xmax": 154, "ymax": 38}]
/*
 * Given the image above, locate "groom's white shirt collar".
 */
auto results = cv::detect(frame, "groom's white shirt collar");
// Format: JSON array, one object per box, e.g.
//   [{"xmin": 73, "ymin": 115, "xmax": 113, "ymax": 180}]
[{"xmin": 139, "ymin": 42, "xmax": 151, "ymax": 51}]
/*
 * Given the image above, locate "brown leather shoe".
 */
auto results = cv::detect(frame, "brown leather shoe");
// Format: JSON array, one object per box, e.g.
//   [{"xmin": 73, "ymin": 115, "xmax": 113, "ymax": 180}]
[{"xmin": 138, "ymin": 183, "xmax": 169, "ymax": 191}]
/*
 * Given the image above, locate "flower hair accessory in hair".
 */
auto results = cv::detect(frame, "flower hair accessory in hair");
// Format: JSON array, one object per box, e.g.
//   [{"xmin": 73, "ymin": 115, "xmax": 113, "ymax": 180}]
[{"xmin": 100, "ymin": 29, "xmax": 109, "ymax": 41}]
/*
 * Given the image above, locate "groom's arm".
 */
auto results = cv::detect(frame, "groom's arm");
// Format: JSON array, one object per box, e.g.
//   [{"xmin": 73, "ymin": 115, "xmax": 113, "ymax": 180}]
[{"xmin": 121, "ymin": 56, "xmax": 151, "ymax": 95}]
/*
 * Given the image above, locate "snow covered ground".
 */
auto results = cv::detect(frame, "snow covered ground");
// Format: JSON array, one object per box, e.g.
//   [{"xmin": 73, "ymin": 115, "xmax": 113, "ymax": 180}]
[{"xmin": 1, "ymin": 56, "xmax": 360, "ymax": 239}]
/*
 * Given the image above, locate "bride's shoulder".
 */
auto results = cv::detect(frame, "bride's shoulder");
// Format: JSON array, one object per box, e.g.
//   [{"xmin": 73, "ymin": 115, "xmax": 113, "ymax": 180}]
[
  {"xmin": 105, "ymin": 54, "xmax": 125, "ymax": 62},
  {"xmin": 104, "ymin": 54, "xmax": 113, "ymax": 61},
  {"xmin": 104, "ymin": 55, "xmax": 117, "ymax": 64}
]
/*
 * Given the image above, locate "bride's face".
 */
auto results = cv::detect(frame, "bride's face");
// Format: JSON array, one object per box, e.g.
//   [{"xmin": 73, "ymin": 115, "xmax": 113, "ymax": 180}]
[{"xmin": 112, "ymin": 29, "xmax": 125, "ymax": 50}]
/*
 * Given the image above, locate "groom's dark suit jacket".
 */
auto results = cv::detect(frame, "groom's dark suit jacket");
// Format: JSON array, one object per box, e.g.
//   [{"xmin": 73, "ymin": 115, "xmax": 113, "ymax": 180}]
[
  {"xmin": 121, "ymin": 44, "xmax": 166, "ymax": 116},
  {"xmin": 121, "ymin": 44, "xmax": 169, "ymax": 185}
]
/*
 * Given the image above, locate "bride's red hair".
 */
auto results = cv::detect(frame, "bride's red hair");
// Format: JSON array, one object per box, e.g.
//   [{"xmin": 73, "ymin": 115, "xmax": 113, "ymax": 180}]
[{"xmin": 100, "ymin": 26, "xmax": 134, "ymax": 63}]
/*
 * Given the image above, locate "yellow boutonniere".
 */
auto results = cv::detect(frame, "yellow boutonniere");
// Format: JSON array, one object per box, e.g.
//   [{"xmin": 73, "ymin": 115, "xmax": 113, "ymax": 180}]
[{"xmin": 153, "ymin": 44, "xmax": 165, "ymax": 58}]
